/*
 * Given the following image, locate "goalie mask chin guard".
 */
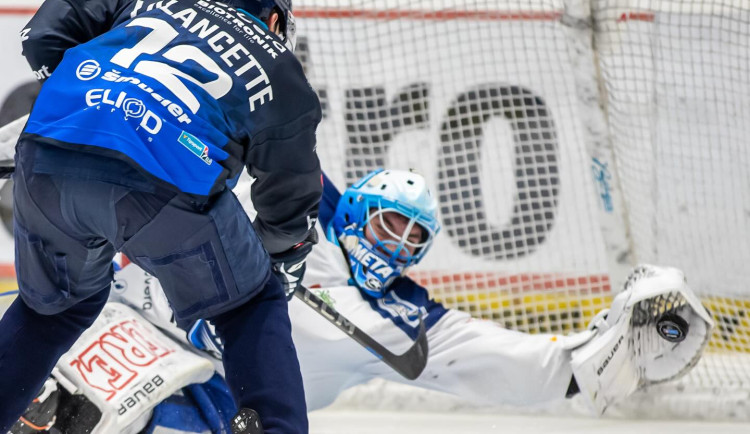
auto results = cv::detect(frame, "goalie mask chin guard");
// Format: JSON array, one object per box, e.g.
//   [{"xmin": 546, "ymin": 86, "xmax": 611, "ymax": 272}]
[
  {"xmin": 237, "ymin": 0, "xmax": 297, "ymax": 51},
  {"xmin": 330, "ymin": 169, "xmax": 441, "ymax": 298}
]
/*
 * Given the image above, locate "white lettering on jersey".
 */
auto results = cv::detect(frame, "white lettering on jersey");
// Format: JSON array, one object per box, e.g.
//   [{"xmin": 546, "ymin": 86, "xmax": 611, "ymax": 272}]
[
  {"xmin": 111, "ymin": 17, "xmax": 232, "ymax": 114},
  {"xmin": 113, "ymin": 11, "xmax": 276, "ymax": 113},
  {"xmin": 100, "ymin": 70, "xmax": 192, "ymax": 125},
  {"xmin": 350, "ymin": 244, "xmax": 394, "ymax": 278},
  {"xmin": 194, "ymin": 0, "xmax": 286, "ymax": 58},
  {"xmin": 130, "ymin": 0, "xmax": 145, "ymax": 18},
  {"xmin": 33, "ymin": 65, "xmax": 51, "ymax": 80},
  {"xmin": 85, "ymin": 88, "xmax": 163, "ymax": 134}
]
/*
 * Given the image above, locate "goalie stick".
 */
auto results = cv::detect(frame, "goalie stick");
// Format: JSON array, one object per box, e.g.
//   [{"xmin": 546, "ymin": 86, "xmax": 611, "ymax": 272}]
[{"xmin": 294, "ymin": 285, "xmax": 429, "ymax": 380}]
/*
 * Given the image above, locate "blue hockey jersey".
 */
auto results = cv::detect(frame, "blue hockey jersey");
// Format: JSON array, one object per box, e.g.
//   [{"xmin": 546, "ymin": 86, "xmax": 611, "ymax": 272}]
[{"xmin": 20, "ymin": 0, "xmax": 322, "ymax": 254}]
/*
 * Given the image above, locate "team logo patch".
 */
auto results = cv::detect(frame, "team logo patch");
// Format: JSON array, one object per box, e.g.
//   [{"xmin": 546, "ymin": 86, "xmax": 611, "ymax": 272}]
[
  {"xmin": 377, "ymin": 292, "xmax": 428, "ymax": 328},
  {"xmin": 76, "ymin": 60, "xmax": 101, "ymax": 81},
  {"xmin": 178, "ymin": 131, "xmax": 213, "ymax": 165},
  {"xmin": 365, "ymin": 277, "xmax": 383, "ymax": 290}
]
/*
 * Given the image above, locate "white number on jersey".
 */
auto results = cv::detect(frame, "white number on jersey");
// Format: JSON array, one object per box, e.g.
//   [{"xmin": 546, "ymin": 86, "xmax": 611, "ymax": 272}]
[{"xmin": 110, "ymin": 17, "xmax": 232, "ymax": 114}]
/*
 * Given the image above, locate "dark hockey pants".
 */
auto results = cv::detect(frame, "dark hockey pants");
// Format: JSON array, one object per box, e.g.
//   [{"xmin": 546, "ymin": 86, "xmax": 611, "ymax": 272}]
[{"xmin": 0, "ymin": 148, "xmax": 308, "ymax": 433}]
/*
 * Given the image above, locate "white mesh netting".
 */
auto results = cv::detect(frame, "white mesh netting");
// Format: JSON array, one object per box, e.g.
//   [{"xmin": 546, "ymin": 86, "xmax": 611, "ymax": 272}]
[{"xmin": 293, "ymin": 0, "xmax": 750, "ymax": 419}]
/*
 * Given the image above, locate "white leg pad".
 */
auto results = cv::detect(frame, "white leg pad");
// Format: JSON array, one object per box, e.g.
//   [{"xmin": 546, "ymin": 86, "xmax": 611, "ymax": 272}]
[{"xmin": 54, "ymin": 302, "xmax": 215, "ymax": 433}]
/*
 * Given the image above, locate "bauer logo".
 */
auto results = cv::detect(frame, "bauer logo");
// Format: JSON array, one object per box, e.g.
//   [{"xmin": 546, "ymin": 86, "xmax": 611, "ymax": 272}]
[
  {"xmin": 76, "ymin": 60, "xmax": 101, "ymax": 81},
  {"xmin": 178, "ymin": 131, "xmax": 213, "ymax": 165},
  {"xmin": 597, "ymin": 334, "xmax": 625, "ymax": 376}
]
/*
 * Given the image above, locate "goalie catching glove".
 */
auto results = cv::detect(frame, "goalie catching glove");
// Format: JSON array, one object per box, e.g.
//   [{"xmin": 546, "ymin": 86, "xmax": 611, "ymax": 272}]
[
  {"xmin": 271, "ymin": 230, "xmax": 317, "ymax": 300},
  {"xmin": 565, "ymin": 264, "xmax": 714, "ymax": 415}
]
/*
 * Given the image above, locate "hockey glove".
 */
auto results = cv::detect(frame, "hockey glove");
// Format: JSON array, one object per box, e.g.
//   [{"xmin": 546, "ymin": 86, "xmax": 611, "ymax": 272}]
[
  {"xmin": 567, "ymin": 264, "xmax": 713, "ymax": 415},
  {"xmin": 271, "ymin": 230, "xmax": 317, "ymax": 300},
  {"xmin": 188, "ymin": 318, "xmax": 225, "ymax": 359}
]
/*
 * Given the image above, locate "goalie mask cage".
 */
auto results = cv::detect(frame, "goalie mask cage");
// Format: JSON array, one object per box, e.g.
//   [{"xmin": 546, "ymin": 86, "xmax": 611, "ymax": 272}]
[{"xmin": 295, "ymin": 0, "xmax": 750, "ymax": 420}]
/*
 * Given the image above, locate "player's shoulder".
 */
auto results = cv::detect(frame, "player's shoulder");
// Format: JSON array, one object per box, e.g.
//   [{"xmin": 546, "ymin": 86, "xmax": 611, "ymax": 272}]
[
  {"xmin": 265, "ymin": 52, "xmax": 320, "ymax": 110},
  {"xmin": 247, "ymin": 51, "xmax": 321, "ymax": 138}
]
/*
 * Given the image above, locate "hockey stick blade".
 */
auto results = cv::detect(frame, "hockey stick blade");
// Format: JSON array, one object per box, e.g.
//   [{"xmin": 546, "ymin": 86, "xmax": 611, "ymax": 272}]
[{"xmin": 294, "ymin": 285, "xmax": 428, "ymax": 380}]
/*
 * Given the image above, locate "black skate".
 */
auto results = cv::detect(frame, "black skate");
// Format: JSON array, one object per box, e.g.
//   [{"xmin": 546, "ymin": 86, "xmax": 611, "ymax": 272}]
[
  {"xmin": 231, "ymin": 408, "xmax": 263, "ymax": 434},
  {"xmin": 10, "ymin": 379, "xmax": 60, "ymax": 434}
]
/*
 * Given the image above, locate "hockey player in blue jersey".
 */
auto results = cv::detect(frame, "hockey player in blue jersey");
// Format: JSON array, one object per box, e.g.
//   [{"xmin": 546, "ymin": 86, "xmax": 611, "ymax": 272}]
[{"xmin": 0, "ymin": 0, "xmax": 320, "ymax": 432}]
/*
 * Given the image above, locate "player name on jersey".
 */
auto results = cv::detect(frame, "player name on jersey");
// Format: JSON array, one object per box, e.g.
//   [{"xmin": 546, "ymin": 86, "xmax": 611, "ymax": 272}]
[{"xmin": 134, "ymin": 0, "xmax": 290, "ymax": 112}]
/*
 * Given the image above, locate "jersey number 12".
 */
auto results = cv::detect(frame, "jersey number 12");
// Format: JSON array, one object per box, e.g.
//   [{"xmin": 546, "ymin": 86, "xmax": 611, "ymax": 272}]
[{"xmin": 110, "ymin": 17, "xmax": 232, "ymax": 114}]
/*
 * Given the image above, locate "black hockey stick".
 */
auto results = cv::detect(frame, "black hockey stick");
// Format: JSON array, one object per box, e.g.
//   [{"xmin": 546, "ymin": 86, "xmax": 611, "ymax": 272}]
[
  {"xmin": 294, "ymin": 285, "xmax": 429, "ymax": 380},
  {"xmin": 0, "ymin": 164, "xmax": 14, "ymax": 179}
]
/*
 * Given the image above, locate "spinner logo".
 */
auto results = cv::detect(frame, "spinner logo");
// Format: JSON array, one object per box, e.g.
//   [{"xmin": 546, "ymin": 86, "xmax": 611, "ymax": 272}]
[{"xmin": 76, "ymin": 60, "xmax": 101, "ymax": 81}]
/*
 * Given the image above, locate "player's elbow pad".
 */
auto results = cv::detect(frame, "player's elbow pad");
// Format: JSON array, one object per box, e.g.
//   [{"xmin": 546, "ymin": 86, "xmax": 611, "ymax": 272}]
[{"xmin": 21, "ymin": 36, "xmax": 62, "ymax": 81}]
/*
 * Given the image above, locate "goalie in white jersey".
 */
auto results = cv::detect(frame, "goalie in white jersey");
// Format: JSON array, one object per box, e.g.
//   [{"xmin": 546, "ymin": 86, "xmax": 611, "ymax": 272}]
[
  {"xmin": 279, "ymin": 168, "xmax": 713, "ymax": 413},
  {"xmin": 10, "ymin": 168, "xmax": 714, "ymax": 433}
]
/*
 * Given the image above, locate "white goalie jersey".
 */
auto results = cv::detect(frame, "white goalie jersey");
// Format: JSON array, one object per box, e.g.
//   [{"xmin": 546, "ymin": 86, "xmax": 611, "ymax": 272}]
[
  {"xmin": 291, "ymin": 224, "xmax": 579, "ymax": 410},
  {"xmin": 113, "ymin": 220, "xmax": 577, "ymax": 412},
  {"xmin": 112, "ymin": 216, "xmax": 713, "ymax": 415}
]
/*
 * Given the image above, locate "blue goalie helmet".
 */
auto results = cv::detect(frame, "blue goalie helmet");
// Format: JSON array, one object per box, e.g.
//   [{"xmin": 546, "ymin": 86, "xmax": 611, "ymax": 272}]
[
  {"xmin": 330, "ymin": 169, "xmax": 441, "ymax": 298},
  {"xmin": 237, "ymin": 0, "xmax": 297, "ymax": 51}
]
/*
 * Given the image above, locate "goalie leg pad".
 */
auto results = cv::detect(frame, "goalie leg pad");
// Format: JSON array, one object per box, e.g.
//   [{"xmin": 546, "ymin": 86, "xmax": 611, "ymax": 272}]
[
  {"xmin": 54, "ymin": 302, "xmax": 215, "ymax": 433},
  {"xmin": 569, "ymin": 264, "xmax": 713, "ymax": 415}
]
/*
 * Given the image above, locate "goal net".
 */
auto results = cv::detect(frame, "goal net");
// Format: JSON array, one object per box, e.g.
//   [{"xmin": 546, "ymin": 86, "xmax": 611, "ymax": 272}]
[{"xmin": 295, "ymin": 0, "xmax": 750, "ymax": 419}]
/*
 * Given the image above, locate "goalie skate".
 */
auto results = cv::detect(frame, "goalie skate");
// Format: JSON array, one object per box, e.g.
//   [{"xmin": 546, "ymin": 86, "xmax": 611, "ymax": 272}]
[{"xmin": 568, "ymin": 264, "xmax": 713, "ymax": 415}]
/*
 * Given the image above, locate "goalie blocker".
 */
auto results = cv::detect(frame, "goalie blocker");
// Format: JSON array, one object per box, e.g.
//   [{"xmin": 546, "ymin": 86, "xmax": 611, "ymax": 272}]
[{"xmin": 565, "ymin": 264, "xmax": 714, "ymax": 415}]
